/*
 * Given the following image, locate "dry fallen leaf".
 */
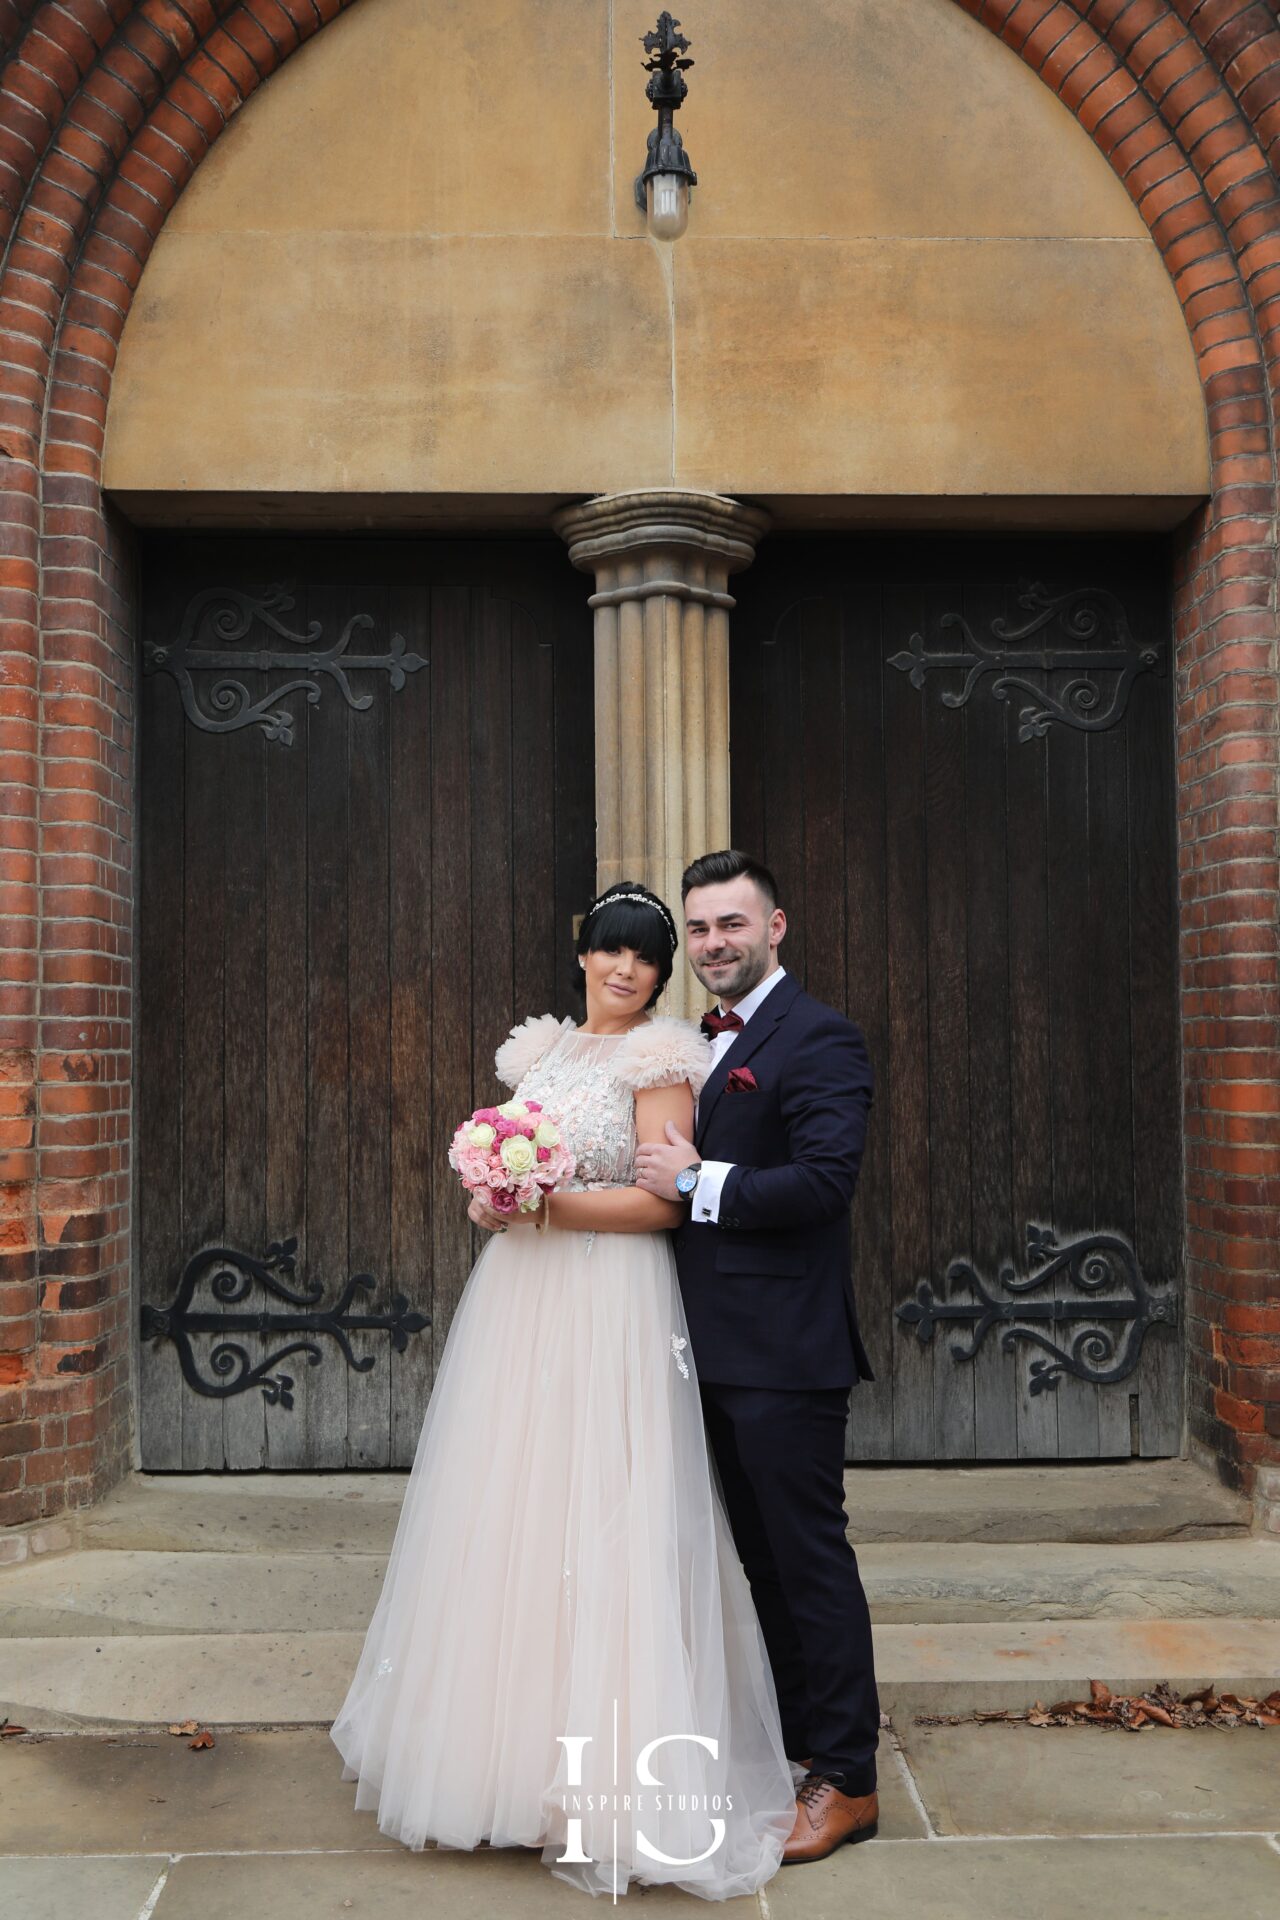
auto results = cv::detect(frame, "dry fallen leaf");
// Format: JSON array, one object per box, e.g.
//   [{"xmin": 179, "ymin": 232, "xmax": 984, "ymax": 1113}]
[
  {"xmin": 0, "ymin": 1723, "xmax": 28, "ymax": 1738},
  {"xmin": 916, "ymin": 1676, "xmax": 1280, "ymax": 1734},
  {"xmin": 166, "ymin": 1720, "xmax": 199, "ymax": 1737},
  {"xmin": 187, "ymin": 1728, "xmax": 215, "ymax": 1750}
]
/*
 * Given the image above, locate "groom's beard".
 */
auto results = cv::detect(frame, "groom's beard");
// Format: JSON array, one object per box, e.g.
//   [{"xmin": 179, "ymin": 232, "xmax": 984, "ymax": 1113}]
[{"xmin": 691, "ymin": 945, "xmax": 770, "ymax": 1003}]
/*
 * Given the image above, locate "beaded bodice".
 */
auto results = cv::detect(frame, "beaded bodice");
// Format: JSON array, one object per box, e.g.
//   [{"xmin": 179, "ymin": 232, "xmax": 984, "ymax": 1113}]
[{"xmin": 514, "ymin": 1028, "xmax": 638, "ymax": 1189}]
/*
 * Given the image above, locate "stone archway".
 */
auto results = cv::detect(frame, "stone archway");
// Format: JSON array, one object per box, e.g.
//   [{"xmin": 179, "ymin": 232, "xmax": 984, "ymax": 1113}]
[{"xmin": 1, "ymin": 0, "xmax": 1277, "ymax": 1516}]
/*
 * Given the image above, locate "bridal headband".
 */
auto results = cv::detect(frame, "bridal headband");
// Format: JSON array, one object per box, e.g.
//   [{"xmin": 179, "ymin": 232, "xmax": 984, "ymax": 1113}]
[{"xmin": 585, "ymin": 891, "xmax": 679, "ymax": 953}]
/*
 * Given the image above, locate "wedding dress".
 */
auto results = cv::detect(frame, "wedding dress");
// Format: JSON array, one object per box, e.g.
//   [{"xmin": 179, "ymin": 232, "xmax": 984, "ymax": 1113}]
[{"xmin": 330, "ymin": 1012, "xmax": 796, "ymax": 1899}]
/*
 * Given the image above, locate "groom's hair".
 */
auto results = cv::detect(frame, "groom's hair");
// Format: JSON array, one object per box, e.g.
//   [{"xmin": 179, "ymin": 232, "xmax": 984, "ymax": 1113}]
[{"xmin": 680, "ymin": 849, "xmax": 779, "ymax": 910}]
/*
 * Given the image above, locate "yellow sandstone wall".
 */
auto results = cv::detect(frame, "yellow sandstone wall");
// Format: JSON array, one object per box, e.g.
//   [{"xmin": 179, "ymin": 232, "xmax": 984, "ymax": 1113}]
[{"xmin": 103, "ymin": 0, "xmax": 1210, "ymax": 516}]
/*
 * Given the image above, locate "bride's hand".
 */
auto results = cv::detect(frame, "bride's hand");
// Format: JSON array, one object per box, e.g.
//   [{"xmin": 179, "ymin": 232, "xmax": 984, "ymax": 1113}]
[
  {"xmin": 467, "ymin": 1193, "xmax": 542, "ymax": 1232},
  {"xmin": 468, "ymin": 1193, "xmax": 512, "ymax": 1232}
]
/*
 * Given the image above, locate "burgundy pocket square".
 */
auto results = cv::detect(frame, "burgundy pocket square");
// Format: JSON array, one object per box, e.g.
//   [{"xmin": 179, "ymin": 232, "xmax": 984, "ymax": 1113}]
[{"xmin": 725, "ymin": 1067, "xmax": 758, "ymax": 1092}]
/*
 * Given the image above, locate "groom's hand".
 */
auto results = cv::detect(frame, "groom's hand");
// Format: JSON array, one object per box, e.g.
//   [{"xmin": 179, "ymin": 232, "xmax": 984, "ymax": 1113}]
[{"xmin": 635, "ymin": 1120, "xmax": 697, "ymax": 1203}]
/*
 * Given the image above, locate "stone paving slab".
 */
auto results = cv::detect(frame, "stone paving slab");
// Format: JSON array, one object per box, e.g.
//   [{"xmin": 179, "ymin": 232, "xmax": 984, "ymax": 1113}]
[
  {"xmin": 5, "ymin": 1617, "xmax": 1276, "ymax": 1731},
  {"xmin": 0, "ymin": 1629, "xmax": 362, "ymax": 1730},
  {"xmin": 763, "ymin": 1836, "xmax": 1280, "ymax": 1920},
  {"xmin": 0, "ymin": 1549, "xmax": 388, "ymax": 1637},
  {"xmin": 7, "ymin": 1538, "xmax": 1279, "ymax": 1639},
  {"xmin": 71, "ymin": 1458, "xmax": 1250, "ymax": 1558},
  {"xmin": 0, "ymin": 1856, "xmax": 167, "ymax": 1920},
  {"xmin": 0, "ymin": 1730, "xmax": 399, "ymax": 1856},
  {"xmin": 898, "ymin": 1720, "xmax": 1280, "ymax": 1836},
  {"xmin": 872, "ymin": 1616, "xmax": 1280, "ymax": 1717},
  {"xmin": 149, "ymin": 1846, "xmax": 761, "ymax": 1916},
  {"xmin": 0, "ymin": 1728, "xmax": 927, "ymax": 1856}
]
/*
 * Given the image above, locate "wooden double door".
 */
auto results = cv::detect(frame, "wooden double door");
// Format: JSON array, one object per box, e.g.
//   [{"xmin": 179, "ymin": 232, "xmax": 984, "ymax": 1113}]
[
  {"xmin": 138, "ymin": 529, "xmax": 1183, "ymax": 1469},
  {"xmin": 137, "ymin": 538, "xmax": 594, "ymax": 1468},
  {"xmin": 730, "ymin": 535, "xmax": 1183, "ymax": 1459}
]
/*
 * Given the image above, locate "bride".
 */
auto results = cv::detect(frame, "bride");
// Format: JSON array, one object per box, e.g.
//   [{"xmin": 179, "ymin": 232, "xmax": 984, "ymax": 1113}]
[{"xmin": 330, "ymin": 880, "xmax": 797, "ymax": 1899}]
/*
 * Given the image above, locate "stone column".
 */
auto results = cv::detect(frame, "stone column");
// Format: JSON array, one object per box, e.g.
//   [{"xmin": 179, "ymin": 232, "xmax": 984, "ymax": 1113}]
[{"xmin": 553, "ymin": 490, "xmax": 768, "ymax": 1020}]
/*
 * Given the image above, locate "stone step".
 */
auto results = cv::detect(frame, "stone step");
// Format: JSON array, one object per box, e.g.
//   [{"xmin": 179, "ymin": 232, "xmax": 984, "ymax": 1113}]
[
  {"xmin": 4, "ymin": 1538, "xmax": 1280, "ymax": 1638},
  {"xmin": 61, "ymin": 1456, "xmax": 1251, "ymax": 1559},
  {"xmin": 1, "ymin": 1617, "xmax": 1274, "ymax": 1734}
]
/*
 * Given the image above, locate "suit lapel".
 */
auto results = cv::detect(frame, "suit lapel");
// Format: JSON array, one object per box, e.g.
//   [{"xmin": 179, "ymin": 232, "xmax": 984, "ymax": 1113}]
[{"xmin": 695, "ymin": 972, "xmax": 802, "ymax": 1149}]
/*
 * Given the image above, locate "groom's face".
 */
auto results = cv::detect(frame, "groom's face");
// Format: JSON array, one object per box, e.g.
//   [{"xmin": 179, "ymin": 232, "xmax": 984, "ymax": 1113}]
[{"xmin": 683, "ymin": 877, "xmax": 786, "ymax": 1007}]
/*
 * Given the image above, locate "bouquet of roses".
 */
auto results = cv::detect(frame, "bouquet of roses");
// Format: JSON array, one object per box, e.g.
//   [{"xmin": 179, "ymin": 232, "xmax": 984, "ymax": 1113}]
[{"xmin": 447, "ymin": 1096, "xmax": 575, "ymax": 1217}]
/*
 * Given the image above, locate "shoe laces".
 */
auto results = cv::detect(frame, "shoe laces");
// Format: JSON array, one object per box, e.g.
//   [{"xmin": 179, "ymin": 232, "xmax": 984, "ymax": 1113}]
[{"xmin": 796, "ymin": 1772, "xmax": 845, "ymax": 1807}]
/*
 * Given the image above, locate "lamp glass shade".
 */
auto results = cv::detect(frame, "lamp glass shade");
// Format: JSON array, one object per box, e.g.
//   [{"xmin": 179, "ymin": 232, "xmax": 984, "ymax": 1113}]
[{"xmin": 646, "ymin": 172, "xmax": 689, "ymax": 241}]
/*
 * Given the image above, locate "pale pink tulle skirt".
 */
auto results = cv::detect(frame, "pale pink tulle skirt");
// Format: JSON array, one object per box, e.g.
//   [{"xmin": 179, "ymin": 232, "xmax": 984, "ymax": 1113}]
[{"xmin": 329, "ymin": 1219, "xmax": 796, "ymax": 1900}]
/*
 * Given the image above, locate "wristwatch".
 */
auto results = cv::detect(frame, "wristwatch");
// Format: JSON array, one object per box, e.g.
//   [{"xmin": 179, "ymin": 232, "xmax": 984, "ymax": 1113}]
[{"xmin": 674, "ymin": 1161, "xmax": 702, "ymax": 1198}]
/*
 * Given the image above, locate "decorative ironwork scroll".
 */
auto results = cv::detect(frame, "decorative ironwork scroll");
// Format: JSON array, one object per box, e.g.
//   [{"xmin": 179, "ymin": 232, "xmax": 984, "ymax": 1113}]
[
  {"xmin": 143, "ymin": 585, "xmax": 426, "ymax": 745},
  {"xmin": 894, "ymin": 1223, "xmax": 1176, "ymax": 1394},
  {"xmin": 141, "ymin": 1237, "xmax": 430, "ymax": 1408},
  {"xmin": 887, "ymin": 584, "xmax": 1161, "ymax": 741}
]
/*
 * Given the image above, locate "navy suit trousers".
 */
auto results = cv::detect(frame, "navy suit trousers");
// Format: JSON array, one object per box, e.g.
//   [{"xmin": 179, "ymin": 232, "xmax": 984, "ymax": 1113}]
[{"xmin": 699, "ymin": 1379, "xmax": 879, "ymax": 1796}]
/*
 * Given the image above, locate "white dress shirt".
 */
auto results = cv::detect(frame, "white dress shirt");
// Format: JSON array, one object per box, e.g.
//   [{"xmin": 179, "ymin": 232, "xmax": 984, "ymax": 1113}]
[{"xmin": 690, "ymin": 965, "xmax": 788, "ymax": 1225}]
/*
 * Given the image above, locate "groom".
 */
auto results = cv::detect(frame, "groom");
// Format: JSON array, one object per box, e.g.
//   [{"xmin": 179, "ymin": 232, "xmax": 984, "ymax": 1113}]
[{"xmin": 635, "ymin": 849, "xmax": 880, "ymax": 1863}]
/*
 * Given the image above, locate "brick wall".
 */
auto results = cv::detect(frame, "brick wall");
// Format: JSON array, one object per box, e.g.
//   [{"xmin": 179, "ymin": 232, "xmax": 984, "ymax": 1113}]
[
  {"xmin": 0, "ymin": 0, "xmax": 355, "ymax": 1526},
  {"xmin": 1, "ymin": 0, "xmax": 1278, "ymax": 1509}
]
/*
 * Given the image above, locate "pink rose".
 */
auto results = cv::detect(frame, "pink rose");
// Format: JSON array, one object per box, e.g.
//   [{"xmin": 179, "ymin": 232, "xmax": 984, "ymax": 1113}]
[
  {"xmin": 490, "ymin": 1189, "xmax": 517, "ymax": 1214},
  {"xmin": 537, "ymin": 1146, "xmax": 551, "ymax": 1162},
  {"xmin": 473, "ymin": 1107, "xmax": 500, "ymax": 1124},
  {"xmin": 525, "ymin": 1101, "xmax": 542, "ymax": 1113},
  {"xmin": 495, "ymin": 1118, "xmax": 516, "ymax": 1140}
]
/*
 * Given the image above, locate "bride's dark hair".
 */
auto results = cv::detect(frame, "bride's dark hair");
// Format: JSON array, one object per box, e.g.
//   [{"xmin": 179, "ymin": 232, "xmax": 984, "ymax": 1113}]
[{"xmin": 574, "ymin": 881, "xmax": 678, "ymax": 1011}]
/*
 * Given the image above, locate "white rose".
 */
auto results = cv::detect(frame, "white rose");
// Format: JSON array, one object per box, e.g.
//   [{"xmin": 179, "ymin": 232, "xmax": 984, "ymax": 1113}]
[
  {"xmin": 497, "ymin": 1100, "xmax": 529, "ymax": 1121},
  {"xmin": 499, "ymin": 1135, "xmax": 536, "ymax": 1175},
  {"xmin": 469, "ymin": 1123, "xmax": 496, "ymax": 1149},
  {"xmin": 534, "ymin": 1120, "xmax": 560, "ymax": 1149}
]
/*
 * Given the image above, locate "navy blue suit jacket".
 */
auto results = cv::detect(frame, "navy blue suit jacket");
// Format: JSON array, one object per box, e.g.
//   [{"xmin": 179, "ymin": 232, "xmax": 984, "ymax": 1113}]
[{"xmin": 672, "ymin": 971, "xmax": 875, "ymax": 1390}]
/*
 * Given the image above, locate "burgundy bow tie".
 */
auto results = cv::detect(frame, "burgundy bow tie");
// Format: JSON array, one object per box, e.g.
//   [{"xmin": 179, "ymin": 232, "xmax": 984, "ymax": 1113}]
[{"xmin": 701, "ymin": 1008, "xmax": 745, "ymax": 1039}]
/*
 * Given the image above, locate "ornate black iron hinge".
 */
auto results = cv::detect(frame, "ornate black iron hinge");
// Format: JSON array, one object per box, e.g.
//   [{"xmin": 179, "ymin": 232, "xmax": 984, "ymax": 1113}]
[
  {"xmin": 143, "ymin": 585, "xmax": 426, "ymax": 745},
  {"xmin": 141, "ymin": 1237, "xmax": 430, "ymax": 1408},
  {"xmin": 894, "ymin": 1223, "xmax": 1176, "ymax": 1394},
  {"xmin": 888, "ymin": 584, "xmax": 1161, "ymax": 740}
]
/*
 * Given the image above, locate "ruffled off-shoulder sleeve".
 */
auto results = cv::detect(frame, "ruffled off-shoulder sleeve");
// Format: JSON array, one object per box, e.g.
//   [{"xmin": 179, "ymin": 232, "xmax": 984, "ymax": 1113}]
[
  {"xmin": 494, "ymin": 1013, "xmax": 575, "ymax": 1089},
  {"xmin": 610, "ymin": 1015, "xmax": 714, "ymax": 1096}
]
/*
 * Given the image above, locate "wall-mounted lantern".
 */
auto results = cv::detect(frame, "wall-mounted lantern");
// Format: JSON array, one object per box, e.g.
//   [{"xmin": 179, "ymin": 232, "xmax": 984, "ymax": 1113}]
[{"xmin": 635, "ymin": 12, "xmax": 697, "ymax": 242}]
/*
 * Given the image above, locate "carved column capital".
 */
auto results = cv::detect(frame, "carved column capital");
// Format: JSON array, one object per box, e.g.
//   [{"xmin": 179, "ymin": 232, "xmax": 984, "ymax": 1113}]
[{"xmin": 553, "ymin": 489, "xmax": 769, "ymax": 600}]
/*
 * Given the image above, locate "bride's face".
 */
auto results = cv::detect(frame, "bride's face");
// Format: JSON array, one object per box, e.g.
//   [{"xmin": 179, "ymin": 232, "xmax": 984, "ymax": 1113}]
[{"xmin": 582, "ymin": 943, "xmax": 660, "ymax": 1024}]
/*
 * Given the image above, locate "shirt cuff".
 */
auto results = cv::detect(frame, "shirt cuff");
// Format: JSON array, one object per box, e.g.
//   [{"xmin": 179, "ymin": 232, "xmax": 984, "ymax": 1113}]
[{"xmin": 690, "ymin": 1160, "xmax": 734, "ymax": 1225}]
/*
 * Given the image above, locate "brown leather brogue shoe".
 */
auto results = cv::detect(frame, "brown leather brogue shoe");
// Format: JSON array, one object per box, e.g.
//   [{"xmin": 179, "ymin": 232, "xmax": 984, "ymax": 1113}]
[{"xmin": 781, "ymin": 1776, "xmax": 878, "ymax": 1863}]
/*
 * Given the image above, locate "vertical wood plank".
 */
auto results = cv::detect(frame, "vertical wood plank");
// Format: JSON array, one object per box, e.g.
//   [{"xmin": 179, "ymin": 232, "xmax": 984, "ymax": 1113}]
[
  {"xmin": 179, "ymin": 645, "xmax": 226, "ymax": 1470},
  {"xmin": 963, "ymin": 574, "xmax": 1018, "ymax": 1460},
  {"xmin": 761, "ymin": 600, "xmax": 806, "ymax": 983},
  {"xmin": 1089, "ymin": 689, "xmax": 1138, "ymax": 1457},
  {"xmin": 136, "ymin": 583, "xmax": 185, "ymax": 1469},
  {"xmin": 922, "ymin": 576, "xmax": 976, "ymax": 1460},
  {"xmin": 263, "ymin": 619, "xmax": 310, "ymax": 1469},
  {"xmin": 882, "ymin": 574, "xmax": 934, "ymax": 1461},
  {"xmin": 429, "ymin": 581, "xmax": 474, "ymax": 1368},
  {"xmin": 220, "ymin": 645, "xmax": 269, "ymax": 1470},
  {"xmin": 800, "ymin": 591, "xmax": 846, "ymax": 1013},
  {"xmin": 1127, "ymin": 582, "xmax": 1184, "ymax": 1454},
  {"xmin": 472, "ymin": 589, "xmax": 515, "ymax": 1099},
  {"xmin": 389, "ymin": 570, "xmax": 434, "ymax": 1467},
  {"xmin": 303, "ymin": 578, "xmax": 351, "ymax": 1468},
  {"xmin": 1003, "ymin": 576, "xmax": 1059, "ymax": 1459},
  {"xmin": 1045, "ymin": 668, "xmax": 1101, "ymax": 1457},
  {"xmin": 512, "ymin": 596, "xmax": 557, "ymax": 1021},
  {"xmin": 346, "ymin": 581, "xmax": 393, "ymax": 1467},
  {"xmin": 840, "ymin": 566, "xmax": 895, "ymax": 1460}
]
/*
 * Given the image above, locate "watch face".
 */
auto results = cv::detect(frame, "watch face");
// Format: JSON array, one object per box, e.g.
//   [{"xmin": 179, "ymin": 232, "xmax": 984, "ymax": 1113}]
[{"xmin": 675, "ymin": 1165, "xmax": 699, "ymax": 1195}]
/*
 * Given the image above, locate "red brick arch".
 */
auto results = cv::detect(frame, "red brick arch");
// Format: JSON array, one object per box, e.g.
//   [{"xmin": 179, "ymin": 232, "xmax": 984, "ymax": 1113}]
[
  {"xmin": 0, "ymin": 0, "xmax": 1277, "ymax": 1523},
  {"xmin": 0, "ymin": 0, "xmax": 358, "ymax": 1526}
]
